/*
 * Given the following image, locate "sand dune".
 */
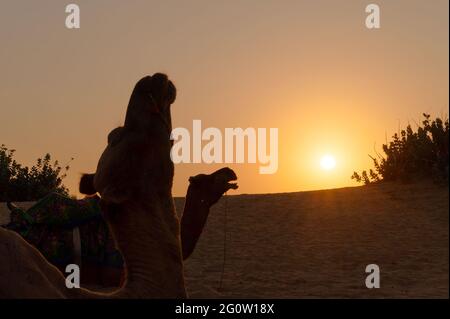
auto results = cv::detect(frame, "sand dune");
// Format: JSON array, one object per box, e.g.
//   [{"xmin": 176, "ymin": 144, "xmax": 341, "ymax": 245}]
[
  {"xmin": 177, "ymin": 181, "xmax": 448, "ymax": 298},
  {"xmin": 1, "ymin": 181, "xmax": 448, "ymax": 298}
]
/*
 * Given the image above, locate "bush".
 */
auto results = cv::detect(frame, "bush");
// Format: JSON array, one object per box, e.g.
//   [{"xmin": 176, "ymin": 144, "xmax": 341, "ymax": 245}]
[
  {"xmin": 0, "ymin": 144, "xmax": 71, "ymax": 201},
  {"xmin": 352, "ymin": 114, "xmax": 449, "ymax": 184}
]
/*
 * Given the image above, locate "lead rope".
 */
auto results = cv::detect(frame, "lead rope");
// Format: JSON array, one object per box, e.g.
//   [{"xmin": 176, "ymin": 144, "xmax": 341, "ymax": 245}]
[{"xmin": 218, "ymin": 192, "xmax": 228, "ymax": 291}]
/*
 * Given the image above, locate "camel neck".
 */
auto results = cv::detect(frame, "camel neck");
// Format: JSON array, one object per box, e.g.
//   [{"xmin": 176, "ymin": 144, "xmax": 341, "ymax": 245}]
[
  {"xmin": 180, "ymin": 191, "xmax": 211, "ymax": 260},
  {"xmin": 106, "ymin": 200, "xmax": 186, "ymax": 298}
]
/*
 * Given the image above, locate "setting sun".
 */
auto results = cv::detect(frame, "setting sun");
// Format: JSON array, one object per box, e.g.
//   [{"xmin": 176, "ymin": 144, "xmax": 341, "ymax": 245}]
[{"xmin": 320, "ymin": 155, "xmax": 336, "ymax": 170}]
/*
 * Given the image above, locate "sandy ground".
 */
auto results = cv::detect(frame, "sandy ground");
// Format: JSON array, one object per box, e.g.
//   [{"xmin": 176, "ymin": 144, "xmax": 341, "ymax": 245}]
[
  {"xmin": 1, "ymin": 181, "xmax": 448, "ymax": 298},
  {"xmin": 177, "ymin": 181, "xmax": 448, "ymax": 298}
]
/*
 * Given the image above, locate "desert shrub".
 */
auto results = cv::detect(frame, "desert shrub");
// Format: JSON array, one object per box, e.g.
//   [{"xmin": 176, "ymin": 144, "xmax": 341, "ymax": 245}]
[
  {"xmin": 352, "ymin": 114, "xmax": 449, "ymax": 184},
  {"xmin": 0, "ymin": 144, "xmax": 70, "ymax": 201}
]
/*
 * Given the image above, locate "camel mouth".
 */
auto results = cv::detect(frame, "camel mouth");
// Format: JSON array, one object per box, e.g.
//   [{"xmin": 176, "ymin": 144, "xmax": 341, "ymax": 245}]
[
  {"xmin": 225, "ymin": 173, "xmax": 238, "ymax": 190},
  {"xmin": 217, "ymin": 167, "xmax": 238, "ymax": 189},
  {"xmin": 227, "ymin": 181, "xmax": 238, "ymax": 189}
]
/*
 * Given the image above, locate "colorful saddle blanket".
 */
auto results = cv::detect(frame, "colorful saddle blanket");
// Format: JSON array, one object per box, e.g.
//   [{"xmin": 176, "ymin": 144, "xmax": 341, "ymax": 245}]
[{"xmin": 4, "ymin": 192, "xmax": 123, "ymax": 269}]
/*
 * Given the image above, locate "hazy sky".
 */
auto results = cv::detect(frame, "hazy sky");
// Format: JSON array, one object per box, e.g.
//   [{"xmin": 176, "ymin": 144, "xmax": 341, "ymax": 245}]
[{"xmin": 0, "ymin": 0, "xmax": 448, "ymax": 197}]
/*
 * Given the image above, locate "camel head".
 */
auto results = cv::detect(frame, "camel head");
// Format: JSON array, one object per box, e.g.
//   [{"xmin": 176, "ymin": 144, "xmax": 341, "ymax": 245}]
[
  {"xmin": 188, "ymin": 167, "xmax": 238, "ymax": 207},
  {"xmin": 90, "ymin": 73, "xmax": 178, "ymax": 203},
  {"xmin": 124, "ymin": 73, "xmax": 176, "ymax": 134}
]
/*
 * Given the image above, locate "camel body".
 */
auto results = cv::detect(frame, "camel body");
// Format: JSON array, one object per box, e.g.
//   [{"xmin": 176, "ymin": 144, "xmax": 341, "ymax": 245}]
[{"xmin": 0, "ymin": 74, "xmax": 237, "ymax": 298}]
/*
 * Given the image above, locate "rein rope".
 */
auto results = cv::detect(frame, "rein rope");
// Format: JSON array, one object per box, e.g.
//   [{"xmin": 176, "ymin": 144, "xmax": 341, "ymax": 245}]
[{"xmin": 218, "ymin": 191, "xmax": 228, "ymax": 291}]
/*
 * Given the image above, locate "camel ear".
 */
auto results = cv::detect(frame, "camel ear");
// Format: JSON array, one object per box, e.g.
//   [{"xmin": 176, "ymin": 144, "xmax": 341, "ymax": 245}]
[{"xmin": 188, "ymin": 176, "xmax": 198, "ymax": 185}]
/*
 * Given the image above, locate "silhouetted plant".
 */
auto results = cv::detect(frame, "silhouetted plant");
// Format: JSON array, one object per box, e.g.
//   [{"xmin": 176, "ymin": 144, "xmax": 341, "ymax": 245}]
[
  {"xmin": 352, "ymin": 114, "xmax": 449, "ymax": 184},
  {"xmin": 0, "ymin": 144, "xmax": 71, "ymax": 201}
]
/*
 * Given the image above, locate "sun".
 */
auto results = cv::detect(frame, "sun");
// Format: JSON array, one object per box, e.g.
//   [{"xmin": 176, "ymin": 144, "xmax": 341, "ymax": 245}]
[{"xmin": 320, "ymin": 155, "xmax": 336, "ymax": 170}]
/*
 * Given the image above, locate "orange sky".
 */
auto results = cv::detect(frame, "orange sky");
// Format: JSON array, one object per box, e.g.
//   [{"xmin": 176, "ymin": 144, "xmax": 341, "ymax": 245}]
[{"xmin": 0, "ymin": 0, "xmax": 448, "ymax": 197}]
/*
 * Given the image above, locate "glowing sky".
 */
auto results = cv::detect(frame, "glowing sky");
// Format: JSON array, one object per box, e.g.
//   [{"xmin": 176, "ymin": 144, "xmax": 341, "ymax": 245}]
[{"xmin": 0, "ymin": 0, "xmax": 448, "ymax": 196}]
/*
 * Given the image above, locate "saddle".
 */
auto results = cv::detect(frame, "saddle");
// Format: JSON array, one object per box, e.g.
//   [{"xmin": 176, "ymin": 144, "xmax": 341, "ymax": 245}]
[{"xmin": 2, "ymin": 193, "xmax": 124, "ymax": 287}]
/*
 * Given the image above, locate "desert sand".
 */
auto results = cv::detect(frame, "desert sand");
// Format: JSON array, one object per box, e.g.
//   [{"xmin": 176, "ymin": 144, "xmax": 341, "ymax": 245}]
[
  {"xmin": 177, "ymin": 181, "xmax": 448, "ymax": 298},
  {"xmin": 1, "ymin": 181, "xmax": 448, "ymax": 298}
]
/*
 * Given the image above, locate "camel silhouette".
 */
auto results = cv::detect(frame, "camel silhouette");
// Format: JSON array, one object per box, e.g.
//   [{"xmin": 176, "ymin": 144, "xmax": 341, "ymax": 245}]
[{"xmin": 0, "ymin": 73, "xmax": 237, "ymax": 298}]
